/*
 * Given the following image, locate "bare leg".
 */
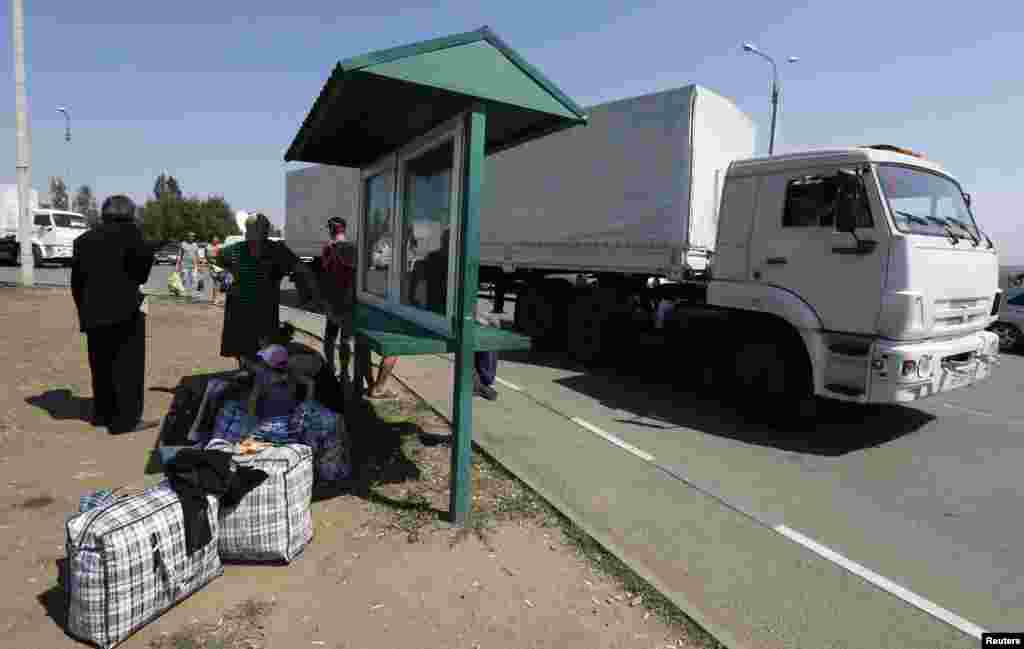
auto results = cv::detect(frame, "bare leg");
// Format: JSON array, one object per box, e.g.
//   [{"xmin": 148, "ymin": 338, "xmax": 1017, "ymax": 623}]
[{"xmin": 367, "ymin": 356, "xmax": 398, "ymax": 398}]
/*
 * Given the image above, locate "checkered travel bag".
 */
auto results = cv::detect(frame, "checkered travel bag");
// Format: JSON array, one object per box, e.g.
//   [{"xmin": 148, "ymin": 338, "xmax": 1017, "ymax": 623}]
[
  {"xmin": 206, "ymin": 439, "xmax": 314, "ymax": 563},
  {"xmin": 64, "ymin": 480, "xmax": 223, "ymax": 649}
]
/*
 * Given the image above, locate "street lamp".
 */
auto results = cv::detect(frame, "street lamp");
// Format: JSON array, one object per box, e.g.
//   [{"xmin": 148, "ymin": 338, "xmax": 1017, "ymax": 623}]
[
  {"xmin": 741, "ymin": 43, "xmax": 799, "ymax": 156},
  {"xmin": 56, "ymin": 106, "xmax": 70, "ymax": 209}
]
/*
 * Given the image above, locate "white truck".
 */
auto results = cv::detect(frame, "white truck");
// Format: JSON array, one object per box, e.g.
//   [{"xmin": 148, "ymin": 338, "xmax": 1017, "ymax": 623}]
[
  {"xmin": 0, "ymin": 184, "xmax": 90, "ymax": 266},
  {"xmin": 286, "ymin": 85, "xmax": 1001, "ymax": 413}
]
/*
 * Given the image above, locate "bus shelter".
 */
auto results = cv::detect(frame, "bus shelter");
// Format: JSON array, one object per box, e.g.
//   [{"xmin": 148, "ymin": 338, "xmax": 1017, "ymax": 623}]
[{"xmin": 285, "ymin": 27, "xmax": 587, "ymax": 525}]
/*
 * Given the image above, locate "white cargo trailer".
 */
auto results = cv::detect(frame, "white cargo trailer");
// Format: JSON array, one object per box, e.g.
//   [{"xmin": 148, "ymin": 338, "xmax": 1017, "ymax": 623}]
[
  {"xmin": 285, "ymin": 164, "xmax": 359, "ymax": 260},
  {"xmin": 479, "ymin": 85, "xmax": 754, "ymax": 278}
]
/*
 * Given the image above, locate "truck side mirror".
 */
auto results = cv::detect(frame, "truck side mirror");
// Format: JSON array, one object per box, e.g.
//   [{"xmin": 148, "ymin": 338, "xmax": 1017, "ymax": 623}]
[
  {"xmin": 835, "ymin": 194, "xmax": 857, "ymax": 233},
  {"xmin": 834, "ymin": 173, "xmax": 861, "ymax": 233}
]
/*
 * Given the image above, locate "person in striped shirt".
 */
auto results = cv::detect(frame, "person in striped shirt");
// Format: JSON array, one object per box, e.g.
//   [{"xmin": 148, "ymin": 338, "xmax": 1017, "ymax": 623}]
[{"xmin": 212, "ymin": 213, "xmax": 322, "ymax": 368}]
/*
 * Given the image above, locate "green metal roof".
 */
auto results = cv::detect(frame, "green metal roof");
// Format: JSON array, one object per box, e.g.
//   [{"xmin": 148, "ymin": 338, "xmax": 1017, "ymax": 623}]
[{"xmin": 284, "ymin": 27, "xmax": 587, "ymax": 167}]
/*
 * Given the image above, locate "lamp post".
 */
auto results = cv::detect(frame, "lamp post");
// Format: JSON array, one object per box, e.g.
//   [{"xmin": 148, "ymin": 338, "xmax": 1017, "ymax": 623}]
[
  {"xmin": 741, "ymin": 43, "xmax": 798, "ymax": 156},
  {"xmin": 12, "ymin": 0, "xmax": 33, "ymax": 285},
  {"xmin": 57, "ymin": 106, "xmax": 70, "ymax": 209}
]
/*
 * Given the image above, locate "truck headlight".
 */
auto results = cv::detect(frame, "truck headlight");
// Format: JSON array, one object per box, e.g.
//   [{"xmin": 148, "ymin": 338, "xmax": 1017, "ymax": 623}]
[{"xmin": 917, "ymin": 355, "xmax": 933, "ymax": 378}]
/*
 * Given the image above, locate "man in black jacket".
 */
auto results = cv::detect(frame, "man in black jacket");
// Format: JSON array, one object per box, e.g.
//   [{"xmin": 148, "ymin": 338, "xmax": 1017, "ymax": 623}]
[{"xmin": 71, "ymin": 195, "xmax": 161, "ymax": 434}]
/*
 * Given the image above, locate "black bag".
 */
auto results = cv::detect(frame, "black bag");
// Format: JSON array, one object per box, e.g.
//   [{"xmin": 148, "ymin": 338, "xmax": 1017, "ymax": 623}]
[
  {"xmin": 197, "ymin": 277, "xmax": 205, "ymax": 292},
  {"xmin": 160, "ymin": 375, "xmax": 245, "ymax": 447}
]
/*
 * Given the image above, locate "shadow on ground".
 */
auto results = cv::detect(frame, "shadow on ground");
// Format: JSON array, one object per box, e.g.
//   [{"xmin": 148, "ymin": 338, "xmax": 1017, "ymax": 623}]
[
  {"xmin": 145, "ymin": 369, "xmax": 433, "ymax": 517},
  {"xmin": 37, "ymin": 558, "xmax": 69, "ymax": 640},
  {"xmin": 25, "ymin": 389, "xmax": 94, "ymax": 423},
  {"xmin": 498, "ymin": 348, "xmax": 935, "ymax": 457},
  {"xmin": 311, "ymin": 398, "xmax": 436, "ymax": 516}
]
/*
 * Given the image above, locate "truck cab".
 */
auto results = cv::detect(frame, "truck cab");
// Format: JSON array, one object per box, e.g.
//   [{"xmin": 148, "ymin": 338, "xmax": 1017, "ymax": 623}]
[
  {"xmin": 709, "ymin": 145, "xmax": 1000, "ymax": 404},
  {"xmin": 32, "ymin": 209, "xmax": 89, "ymax": 264}
]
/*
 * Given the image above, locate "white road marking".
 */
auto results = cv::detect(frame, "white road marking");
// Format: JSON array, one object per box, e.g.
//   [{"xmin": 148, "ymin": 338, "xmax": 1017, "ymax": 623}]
[
  {"xmin": 773, "ymin": 525, "xmax": 986, "ymax": 639},
  {"xmin": 494, "ymin": 377, "xmax": 522, "ymax": 392},
  {"xmin": 942, "ymin": 402, "xmax": 993, "ymax": 417},
  {"xmin": 569, "ymin": 416, "xmax": 656, "ymax": 463}
]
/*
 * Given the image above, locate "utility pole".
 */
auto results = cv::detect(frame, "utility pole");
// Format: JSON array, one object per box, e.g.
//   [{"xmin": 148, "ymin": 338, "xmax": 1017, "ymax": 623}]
[{"xmin": 12, "ymin": 0, "xmax": 33, "ymax": 285}]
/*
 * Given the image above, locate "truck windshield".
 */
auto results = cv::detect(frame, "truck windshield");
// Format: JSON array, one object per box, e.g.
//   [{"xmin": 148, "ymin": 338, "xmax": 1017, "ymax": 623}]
[
  {"xmin": 877, "ymin": 165, "xmax": 980, "ymax": 243},
  {"xmin": 52, "ymin": 213, "xmax": 89, "ymax": 229}
]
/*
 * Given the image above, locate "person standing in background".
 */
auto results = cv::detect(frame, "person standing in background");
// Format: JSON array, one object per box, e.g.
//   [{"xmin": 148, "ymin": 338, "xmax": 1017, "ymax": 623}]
[
  {"xmin": 208, "ymin": 236, "xmax": 224, "ymax": 305},
  {"xmin": 71, "ymin": 195, "xmax": 161, "ymax": 434},
  {"xmin": 321, "ymin": 217, "xmax": 357, "ymax": 383},
  {"xmin": 213, "ymin": 213, "xmax": 323, "ymax": 368},
  {"xmin": 176, "ymin": 231, "xmax": 201, "ymax": 300}
]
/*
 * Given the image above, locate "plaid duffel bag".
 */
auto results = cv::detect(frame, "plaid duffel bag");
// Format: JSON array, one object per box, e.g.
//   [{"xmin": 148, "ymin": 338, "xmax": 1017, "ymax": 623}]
[
  {"xmin": 64, "ymin": 480, "xmax": 223, "ymax": 649},
  {"xmin": 206, "ymin": 439, "xmax": 314, "ymax": 563}
]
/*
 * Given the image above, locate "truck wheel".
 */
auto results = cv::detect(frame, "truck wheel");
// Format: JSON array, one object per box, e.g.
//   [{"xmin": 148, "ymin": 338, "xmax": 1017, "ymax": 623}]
[
  {"xmin": 32, "ymin": 244, "xmax": 43, "ymax": 267},
  {"xmin": 989, "ymin": 322, "xmax": 1021, "ymax": 352},
  {"xmin": 567, "ymin": 288, "xmax": 627, "ymax": 366},
  {"xmin": 734, "ymin": 334, "xmax": 815, "ymax": 423},
  {"xmin": 516, "ymin": 285, "xmax": 558, "ymax": 340},
  {"xmin": 516, "ymin": 280, "xmax": 572, "ymax": 343}
]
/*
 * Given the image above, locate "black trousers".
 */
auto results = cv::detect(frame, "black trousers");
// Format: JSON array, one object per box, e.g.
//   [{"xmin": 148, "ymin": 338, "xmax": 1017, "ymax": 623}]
[{"xmin": 86, "ymin": 312, "xmax": 146, "ymax": 433}]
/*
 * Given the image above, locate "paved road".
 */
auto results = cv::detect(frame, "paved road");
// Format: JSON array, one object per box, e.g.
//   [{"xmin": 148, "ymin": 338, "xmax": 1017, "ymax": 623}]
[
  {"xmin": 280, "ymin": 302, "xmax": 1021, "ymax": 648},
  {"xmin": 0, "ymin": 262, "xmax": 296, "ymax": 295}
]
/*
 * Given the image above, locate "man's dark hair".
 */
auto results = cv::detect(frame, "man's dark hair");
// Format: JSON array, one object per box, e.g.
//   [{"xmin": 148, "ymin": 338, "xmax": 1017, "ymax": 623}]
[
  {"xmin": 327, "ymin": 216, "xmax": 347, "ymax": 235},
  {"xmin": 101, "ymin": 195, "xmax": 137, "ymax": 223}
]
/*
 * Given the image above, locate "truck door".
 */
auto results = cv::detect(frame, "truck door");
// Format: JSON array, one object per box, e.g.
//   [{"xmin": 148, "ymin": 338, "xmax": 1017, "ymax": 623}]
[{"xmin": 750, "ymin": 166, "xmax": 888, "ymax": 335}]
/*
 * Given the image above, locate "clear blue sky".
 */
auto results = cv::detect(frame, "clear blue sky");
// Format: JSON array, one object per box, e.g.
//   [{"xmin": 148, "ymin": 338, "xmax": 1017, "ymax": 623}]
[{"xmin": 1, "ymin": 1, "xmax": 1021, "ymax": 261}]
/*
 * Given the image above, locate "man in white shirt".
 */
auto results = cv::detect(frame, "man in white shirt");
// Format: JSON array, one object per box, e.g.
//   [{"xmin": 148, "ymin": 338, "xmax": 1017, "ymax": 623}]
[{"xmin": 176, "ymin": 232, "xmax": 201, "ymax": 300}]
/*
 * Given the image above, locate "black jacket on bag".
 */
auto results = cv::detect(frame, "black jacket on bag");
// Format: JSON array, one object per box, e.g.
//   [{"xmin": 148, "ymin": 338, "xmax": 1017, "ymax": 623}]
[
  {"xmin": 165, "ymin": 449, "xmax": 268, "ymax": 555},
  {"xmin": 71, "ymin": 221, "xmax": 157, "ymax": 332}
]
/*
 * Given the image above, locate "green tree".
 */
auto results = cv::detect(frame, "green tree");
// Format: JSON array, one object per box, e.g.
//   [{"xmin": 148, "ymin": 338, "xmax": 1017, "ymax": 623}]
[
  {"xmin": 49, "ymin": 176, "xmax": 69, "ymax": 210},
  {"xmin": 140, "ymin": 191, "xmax": 238, "ymax": 243}
]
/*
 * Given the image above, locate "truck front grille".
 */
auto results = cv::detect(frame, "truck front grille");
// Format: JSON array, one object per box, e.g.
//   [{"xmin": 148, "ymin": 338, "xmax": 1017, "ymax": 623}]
[{"xmin": 932, "ymin": 297, "xmax": 990, "ymax": 331}]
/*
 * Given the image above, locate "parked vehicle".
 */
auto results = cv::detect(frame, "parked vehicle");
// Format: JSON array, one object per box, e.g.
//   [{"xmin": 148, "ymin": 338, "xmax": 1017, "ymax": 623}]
[
  {"xmin": 154, "ymin": 244, "xmax": 179, "ymax": 265},
  {"xmin": 0, "ymin": 184, "xmax": 89, "ymax": 266},
  {"xmin": 989, "ymin": 288, "xmax": 1024, "ymax": 351},
  {"xmin": 287, "ymin": 85, "xmax": 1001, "ymax": 413}
]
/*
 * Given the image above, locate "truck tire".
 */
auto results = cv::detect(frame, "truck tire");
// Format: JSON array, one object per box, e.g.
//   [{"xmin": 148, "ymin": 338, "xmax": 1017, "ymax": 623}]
[
  {"xmin": 732, "ymin": 331, "xmax": 816, "ymax": 424},
  {"xmin": 567, "ymin": 288, "xmax": 628, "ymax": 366},
  {"xmin": 515, "ymin": 279, "xmax": 571, "ymax": 343},
  {"xmin": 16, "ymin": 244, "xmax": 43, "ymax": 267}
]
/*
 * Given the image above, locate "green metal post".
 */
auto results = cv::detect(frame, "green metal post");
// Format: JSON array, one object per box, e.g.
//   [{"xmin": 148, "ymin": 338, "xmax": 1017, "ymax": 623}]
[{"xmin": 449, "ymin": 106, "xmax": 486, "ymax": 526}]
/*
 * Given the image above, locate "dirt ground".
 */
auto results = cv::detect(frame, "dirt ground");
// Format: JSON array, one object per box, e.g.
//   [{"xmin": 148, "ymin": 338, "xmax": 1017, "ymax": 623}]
[{"xmin": 0, "ymin": 288, "xmax": 717, "ymax": 649}]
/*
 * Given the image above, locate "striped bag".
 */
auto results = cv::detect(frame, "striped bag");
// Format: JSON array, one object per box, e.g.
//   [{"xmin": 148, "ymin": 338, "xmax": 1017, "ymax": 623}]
[{"xmin": 64, "ymin": 480, "xmax": 222, "ymax": 649}]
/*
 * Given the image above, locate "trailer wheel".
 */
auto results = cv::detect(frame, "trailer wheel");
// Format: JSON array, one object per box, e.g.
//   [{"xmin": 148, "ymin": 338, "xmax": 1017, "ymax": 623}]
[
  {"xmin": 567, "ymin": 289, "xmax": 628, "ymax": 366},
  {"xmin": 516, "ymin": 285, "xmax": 559, "ymax": 341}
]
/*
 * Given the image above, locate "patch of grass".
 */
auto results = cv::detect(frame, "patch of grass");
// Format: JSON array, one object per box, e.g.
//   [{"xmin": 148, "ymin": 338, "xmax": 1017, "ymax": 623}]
[{"xmin": 390, "ymin": 491, "xmax": 436, "ymax": 543}]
